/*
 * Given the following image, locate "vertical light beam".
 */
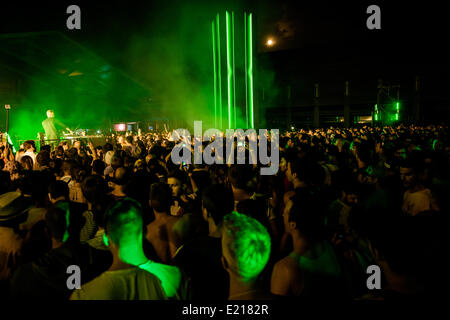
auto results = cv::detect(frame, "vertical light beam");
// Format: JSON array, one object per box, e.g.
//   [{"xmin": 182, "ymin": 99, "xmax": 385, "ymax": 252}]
[
  {"xmin": 212, "ymin": 21, "xmax": 218, "ymax": 128},
  {"xmin": 247, "ymin": 13, "xmax": 254, "ymax": 128},
  {"xmin": 226, "ymin": 11, "xmax": 233, "ymax": 129},
  {"xmin": 244, "ymin": 13, "xmax": 248, "ymax": 128},
  {"xmin": 216, "ymin": 14, "xmax": 223, "ymax": 129}
]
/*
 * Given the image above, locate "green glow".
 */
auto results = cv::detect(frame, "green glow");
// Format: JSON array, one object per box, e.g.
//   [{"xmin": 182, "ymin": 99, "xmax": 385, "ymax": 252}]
[
  {"xmin": 244, "ymin": 13, "xmax": 248, "ymax": 128},
  {"xmin": 247, "ymin": 13, "xmax": 254, "ymax": 128},
  {"xmin": 396, "ymin": 102, "xmax": 399, "ymax": 111},
  {"xmin": 216, "ymin": 14, "xmax": 223, "ymax": 129},
  {"xmin": 139, "ymin": 260, "xmax": 182, "ymax": 299},
  {"xmin": 5, "ymin": 133, "xmax": 16, "ymax": 153},
  {"xmin": 395, "ymin": 113, "xmax": 399, "ymax": 121},
  {"xmin": 232, "ymin": 12, "xmax": 236, "ymax": 128},
  {"xmin": 223, "ymin": 211, "xmax": 271, "ymax": 282},
  {"xmin": 226, "ymin": 11, "xmax": 233, "ymax": 129},
  {"xmin": 212, "ymin": 21, "xmax": 217, "ymax": 128}
]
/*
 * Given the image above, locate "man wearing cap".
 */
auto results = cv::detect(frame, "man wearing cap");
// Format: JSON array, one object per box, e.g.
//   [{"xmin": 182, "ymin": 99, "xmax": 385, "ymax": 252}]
[{"xmin": 0, "ymin": 192, "xmax": 33, "ymax": 282}]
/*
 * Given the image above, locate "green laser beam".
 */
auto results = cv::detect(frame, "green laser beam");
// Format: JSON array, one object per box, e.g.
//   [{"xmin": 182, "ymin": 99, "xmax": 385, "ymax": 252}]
[
  {"xmin": 248, "ymin": 13, "xmax": 254, "ymax": 128},
  {"xmin": 226, "ymin": 11, "xmax": 233, "ymax": 129},
  {"xmin": 216, "ymin": 14, "xmax": 223, "ymax": 129},
  {"xmin": 212, "ymin": 21, "xmax": 217, "ymax": 128}
]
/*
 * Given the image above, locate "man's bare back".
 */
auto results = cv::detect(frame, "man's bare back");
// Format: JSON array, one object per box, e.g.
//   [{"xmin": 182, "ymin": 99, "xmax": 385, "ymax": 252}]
[{"xmin": 146, "ymin": 214, "xmax": 180, "ymax": 263}]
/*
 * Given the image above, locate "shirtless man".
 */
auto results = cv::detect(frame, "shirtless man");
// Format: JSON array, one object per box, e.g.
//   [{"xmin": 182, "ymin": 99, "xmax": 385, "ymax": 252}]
[{"xmin": 146, "ymin": 183, "xmax": 180, "ymax": 263}]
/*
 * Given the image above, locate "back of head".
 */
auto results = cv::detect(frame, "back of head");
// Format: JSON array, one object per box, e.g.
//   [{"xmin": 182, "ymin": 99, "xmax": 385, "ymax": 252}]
[
  {"xmin": 45, "ymin": 206, "xmax": 67, "ymax": 241},
  {"xmin": 227, "ymin": 165, "xmax": 254, "ymax": 191},
  {"xmin": 49, "ymin": 180, "xmax": 69, "ymax": 200},
  {"xmin": 102, "ymin": 143, "xmax": 114, "ymax": 154},
  {"xmin": 23, "ymin": 140, "xmax": 35, "ymax": 151},
  {"xmin": 40, "ymin": 145, "xmax": 51, "ymax": 154},
  {"xmin": 150, "ymin": 182, "xmax": 172, "ymax": 213},
  {"xmin": 113, "ymin": 167, "xmax": 131, "ymax": 186},
  {"xmin": 202, "ymin": 184, "xmax": 234, "ymax": 226},
  {"xmin": 92, "ymin": 159, "xmax": 106, "ymax": 176},
  {"xmin": 288, "ymin": 193, "xmax": 325, "ymax": 245},
  {"xmin": 290, "ymin": 156, "xmax": 325, "ymax": 187},
  {"xmin": 37, "ymin": 150, "xmax": 51, "ymax": 167},
  {"xmin": 126, "ymin": 136, "xmax": 134, "ymax": 145},
  {"xmin": 20, "ymin": 155, "xmax": 34, "ymax": 170},
  {"xmin": 222, "ymin": 211, "xmax": 271, "ymax": 282},
  {"xmin": 82, "ymin": 175, "xmax": 107, "ymax": 203},
  {"xmin": 61, "ymin": 160, "xmax": 74, "ymax": 176},
  {"xmin": 56, "ymin": 146, "xmax": 64, "ymax": 158},
  {"xmin": 104, "ymin": 198, "xmax": 143, "ymax": 247}
]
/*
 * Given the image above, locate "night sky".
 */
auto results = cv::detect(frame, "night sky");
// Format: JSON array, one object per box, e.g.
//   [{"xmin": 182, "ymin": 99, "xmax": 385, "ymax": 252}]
[{"xmin": 2, "ymin": 1, "xmax": 450, "ymax": 67}]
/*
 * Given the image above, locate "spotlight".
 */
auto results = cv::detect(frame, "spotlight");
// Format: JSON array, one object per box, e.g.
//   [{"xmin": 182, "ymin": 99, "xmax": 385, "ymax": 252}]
[{"xmin": 266, "ymin": 38, "xmax": 275, "ymax": 47}]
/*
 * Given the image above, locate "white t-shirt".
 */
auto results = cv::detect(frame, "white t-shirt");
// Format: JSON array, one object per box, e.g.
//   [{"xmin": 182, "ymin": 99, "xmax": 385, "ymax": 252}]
[
  {"xmin": 18, "ymin": 150, "xmax": 37, "ymax": 166},
  {"xmin": 70, "ymin": 267, "xmax": 167, "ymax": 300}
]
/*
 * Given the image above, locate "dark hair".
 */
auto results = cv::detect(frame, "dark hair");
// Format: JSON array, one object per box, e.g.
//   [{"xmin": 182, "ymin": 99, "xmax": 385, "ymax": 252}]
[
  {"xmin": 61, "ymin": 160, "xmax": 75, "ymax": 176},
  {"xmin": 227, "ymin": 165, "xmax": 254, "ymax": 191},
  {"xmin": 56, "ymin": 146, "xmax": 64, "ymax": 158},
  {"xmin": 126, "ymin": 136, "xmax": 134, "ymax": 144},
  {"xmin": 104, "ymin": 198, "xmax": 143, "ymax": 246},
  {"xmin": 20, "ymin": 155, "xmax": 34, "ymax": 171},
  {"xmin": 37, "ymin": 150, "xmax": 51, "ymax": 167},
  {"xmin": 65, "ymin": 148, "xmax": 78, "ymax": 160},
  {"xmin": 48, "ymin": 180, "xmax": 69, "ymax": 200},
  {"xmin": 288, "ymin": 193, "xmax": 325, "ymax": 244},
  {"xmin": 23, "ymin": 140, "xmax": 35, "ymax": 151},
  {"xmin": 82, "ymin": 175, "xmax": 107, "ymax": 203},
  {"xmin": 289, "ymin": 157, "xmax": 325, "ymax": 186},
  {"xmin": 150, "ymin": 182, "xmax": 172, "ymax": 213},
  {"xmin": 45, "ymin": 206, "xmax": 67, "ymax": 241},
  {"xmin": 92, "ymin": 159, "xmax": 106, "ymax": 176},
  {"xmin": 103, "ymin": 143, "xmax": 114, "ymax": 153},
  {"xmin": 202, "ymin": 184, "xmax": 234, "ymax": 226},
  {"xmin": 40, "ymin": 145, "xmax": 51, "ymax": 154}
]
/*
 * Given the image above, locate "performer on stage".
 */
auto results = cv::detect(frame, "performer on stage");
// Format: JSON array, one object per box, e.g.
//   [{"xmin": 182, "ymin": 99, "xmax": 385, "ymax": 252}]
[{"xmin": 41, "ymin": 109, "xmax": 72, "ymax": 142}]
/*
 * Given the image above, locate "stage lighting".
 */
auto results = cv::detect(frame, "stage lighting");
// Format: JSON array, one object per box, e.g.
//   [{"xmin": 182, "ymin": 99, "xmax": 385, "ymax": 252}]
[
  {"xmin": 266, "ymin": 38, "xmax": 275, "ymax": 46},
  {"xmin": 114, "ymin": 123, "xmax": 126, "ymax": 132}
]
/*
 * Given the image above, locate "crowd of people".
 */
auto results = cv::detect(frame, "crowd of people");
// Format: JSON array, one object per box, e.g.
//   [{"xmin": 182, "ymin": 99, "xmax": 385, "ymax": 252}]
[{"xmin": 0, "ymin": 123, "xmax": 448, "ymax": 300}]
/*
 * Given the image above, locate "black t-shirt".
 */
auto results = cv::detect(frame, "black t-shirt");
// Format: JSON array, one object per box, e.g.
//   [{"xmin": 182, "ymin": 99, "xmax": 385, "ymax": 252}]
[{"xmin": 174, "ymin": 235, "xmax": 229, "ymax": 301}]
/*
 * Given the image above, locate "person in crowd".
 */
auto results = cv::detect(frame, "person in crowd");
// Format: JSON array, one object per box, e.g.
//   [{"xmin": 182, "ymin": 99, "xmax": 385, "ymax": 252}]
[
  {"xmin": 11, "ymin": 202, "xmax": 110, "ymax": 299},
  {"xmin": 108, "ymin": 166, "xmax": 131, "ymax": 200},
  {"xmin": 19, "ymin": 155, "xmax": 34, "ymax": 171},
  {"xmin": 0, "ymin": 123, "xmax": 447, "ymax": 300},
  {"xmin": 146, "ymin": 183, "xmax": 181, "ymax": 263},
  {"xmin": 327, "ymin": 184, "xmax": 359, "ymax": 232},
  {"xmin": 228, "ymin": 165, "xmax": 269, "ymax": 229},
  {"xmin": 0, "ymin": 192, "xmax": 32, "ymax": 284},
  {"xmin": 71, "ymin": 198, "xmax": 186, "ymax": 300},
  {"xmin": 400, "ymin": 158, "xmax": 436, "ymax": 216},
  {"xmin": 174, "ymin": 184, "xmax": 233, "ymax": 300},
  {"xmin": 271, "ymin": 194, "xmax": 344, "ymax": 297},
  {"xmin": 221, "ymin": 211, "xmax": 272, "ymax": 300},
  {"xmin": 18, "ymin": 140, "xmax": 36, "ymax": 167}
]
